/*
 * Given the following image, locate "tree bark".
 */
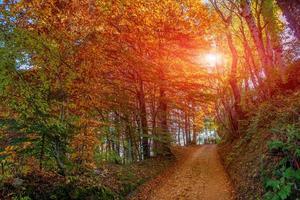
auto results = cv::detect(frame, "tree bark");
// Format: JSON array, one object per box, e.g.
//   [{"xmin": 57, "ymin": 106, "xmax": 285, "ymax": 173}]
[
  {"xmin": 240, "ymin": 22, "xmax": 263, "ymax": 87},
  {"xmin": 192, "ymin": 114, "xmax": 197, "ymax": 145},
  {"xmin": 184, "ymin": 111, "xmax": 190, "ymax": 144},
  {"xmin": 226, "ymin": 31, "xmax": 243, "ymax": 121},
  {"xmin": 137, "ymin": 78, "xmax": 150, "ymax": 159},
  {"xmin": 39, "ymin": 133, "xmax": 45, "ymax": 170},
  {"xmin": 156, "ymin": 86, "xmax": 172, "ymax": 156},
  {"xmin": 241, "ymin": 0, "xmax": 273, "ymax": 80}
]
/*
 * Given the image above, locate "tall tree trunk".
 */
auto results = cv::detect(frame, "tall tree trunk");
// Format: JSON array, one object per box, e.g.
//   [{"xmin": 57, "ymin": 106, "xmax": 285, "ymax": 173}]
[
  {"xmin": 182, "ymin": 114, "xmax": 186, "ymax": 146},
  {"xmin": 156, "ymin": 86, "xmax": 172, "ymax": 156},
  {"xmin": 1, "ymin": 162, "xmax": 4, "ymax": 175},
  {"xmin": 150, "ymin": 92, "xmax": 157, "ymax": 157},
  {"xmin": 184, "ymin": 111, "xmax": 190, "ymax": 145},
  {"xmin": 226, "ymin": 30, "xmax": 244, "ymax": 125},
  {"xmin": 192, "ymin": 114, "xmax": 197, "ymax": 145},
  {"xmin": 53, "ymin": 139, "xmax": 66, "ymax": 176},
  {"xmin": 220, "ymin": 95, "xmax": 239, "ymax": 138},
  {"xmin": 211, "ymin": 0, "xmax": 243, "ymax": 135},
  {"xmin": 240, "ymin": 22, "xmax": 263, "ymax": 87},
  {"xmin": 261, "ymin": 0, "xmax": 284, "ymax": 70},
  {"xmin": 226, "ymin": 31, "xmax": 244, "ymax": 135},
  {"xmin": 137, "ymin": 78, "xmax": 150, "ymax": 159},
  {"xmin": 241, "ymin": 0, "xmax": 273, "ymax": 81},
  {"xmin": 39, "ymin": 133, "xmax": 45, "ymax": 170},
  {"xmin": 177, "ymin": 122, "xmax": 181, "ymax": 145}
]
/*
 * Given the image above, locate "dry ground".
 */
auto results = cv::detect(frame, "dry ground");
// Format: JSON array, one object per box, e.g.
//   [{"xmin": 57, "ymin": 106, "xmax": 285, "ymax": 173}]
[{"xmin": 130, "ymin": 145, "xmax": 235, "ymax": 200}]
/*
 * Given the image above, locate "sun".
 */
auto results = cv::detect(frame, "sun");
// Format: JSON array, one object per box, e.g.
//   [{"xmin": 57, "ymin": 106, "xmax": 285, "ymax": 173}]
[{"xmin": 205, "ymin": 53, "xmax": 220, "ymax": 67}]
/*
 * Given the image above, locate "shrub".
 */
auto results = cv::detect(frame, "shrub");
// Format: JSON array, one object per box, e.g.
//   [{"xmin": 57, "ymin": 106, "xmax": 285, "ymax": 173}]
[{"xmin": 264, "ymin": 124, "xmax": 300, "ymax": 200}]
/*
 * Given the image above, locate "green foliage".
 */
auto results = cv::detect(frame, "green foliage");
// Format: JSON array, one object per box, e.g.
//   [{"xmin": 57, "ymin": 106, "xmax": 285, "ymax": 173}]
[
  {"xmin": 95, "ymin": 150, "xmax": 123, "ymax": 165},
  {"xmin": 227, "ymin": 92, "xmax": 300, "ymax": 199},
  {"xmin": 118, "ymin": 170, "xmax": 138, "ymax": 195},
  {"xmin": 268, "ymin": 140, "xmax": 285, "ymax": 151},
  {"xmin": 0, "ymin": 14, "xmax": 78, "ymax": 174},
  {"xmin": 264, "ymin": 124, "xmax": 300, "ymax": 200}
]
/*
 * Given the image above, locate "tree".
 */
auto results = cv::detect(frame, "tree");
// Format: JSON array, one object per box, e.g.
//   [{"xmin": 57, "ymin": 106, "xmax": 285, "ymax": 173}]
[
  {"xmin": 0, "ymin": 0, "xmax": 214, "ymax": 175},
  {"xmin": 276, "ymin": 0, "xmax": 300, "ymax": 40}
]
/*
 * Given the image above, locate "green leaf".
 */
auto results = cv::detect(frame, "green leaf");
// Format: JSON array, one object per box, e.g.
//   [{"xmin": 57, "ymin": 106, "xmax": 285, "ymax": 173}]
[
  {"xmin": 268, "ymin": 140, "xmax": 285, "ymax": 151},
  {"xmin": 264, "ymin": 191, "xmax": 280, "ymax": 200},
  {"xmin": 283, "ymin": 167, "xmax": 300, "ymax": 180},
  {"xmin": 266, "ymin": 179, "xmax": 280, "ymax": 189},
  {"xmin": 278, "ymin": 184, "xmax": 291, "ymax": 200},
  {"xmin": 294, "ymin": 169, "xmax": 300, "ymax": 180},
  {"xmin": 295, "ymin": 149, "xmax": 300, "ymax": 158},
  {"xmin": 283, "ymin": 168, "xmax": 294, "ymax": 178}
]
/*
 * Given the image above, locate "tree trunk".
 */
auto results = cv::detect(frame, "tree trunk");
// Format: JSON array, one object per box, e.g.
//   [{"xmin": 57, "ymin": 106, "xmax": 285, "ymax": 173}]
[
  {"xmin": 1, "ymin": 162, "xmax": 4, "ymax": 175},
  {"xmin": 192, "ymin": 113, "xmax": 197, "ymax": 144},
  {"xmin": 184, "ymin": 111, "xmax": 190, "ymax": 144},
  {"xmin": 177, "ymin": 118, "xmax": 181, "ymax": 145},
  {"xmin": 137, "ymin": 78, "xmax": 150, "ymax": 159},
  {"xmin": 182, "ymin": 114, "xmax": 186, "ymax": 146},
  {"xmin": 241, "ymin": 0, "xmax": 273, "ymax": 80},
  {"xmin": 39, "ymin": 133, "xmax": 45, "ymax": 170},
  {"xmin": 211, "ymin": 0, "xmax": 243, "ymax": 134},
  {"xmin": 226, "ymin": 30, "xmax": 244, "ymax": 124},
  {"xmin": 156, "ymin": 86, "xmax": 172, "ymax": 156},
  {"xmin": 240, "ymin": 22, "xmax": 263, "ymax": 87},
  {"xmin": 53, "ymin": 140, "xmax": 66, "ymax": 176}
]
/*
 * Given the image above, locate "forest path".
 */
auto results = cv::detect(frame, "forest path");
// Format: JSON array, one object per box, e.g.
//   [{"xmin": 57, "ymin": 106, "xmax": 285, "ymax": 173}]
[{"xmin": 129, "ymin": 145, "xmax": 235, "ymax": 200}]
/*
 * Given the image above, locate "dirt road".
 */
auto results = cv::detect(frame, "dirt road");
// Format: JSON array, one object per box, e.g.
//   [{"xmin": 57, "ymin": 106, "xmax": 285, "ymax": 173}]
[{"xmin": 130, "ymin": 145, "xmax": 235, "ymax": 200}]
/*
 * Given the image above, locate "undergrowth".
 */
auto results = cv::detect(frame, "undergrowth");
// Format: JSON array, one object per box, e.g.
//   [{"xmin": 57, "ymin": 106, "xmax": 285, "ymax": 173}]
[
  {"xmin": 220, "ymin": 91, "xmax": 300, "ymax": 200},
  {"xmin": 253, "ymin": 93, "xmax": 300, "ymax": 200},
  {"xmin": 263, "ymin": 124, "xmax": 300, "ymax": 200},
  {"xmin": 0, "ymin": 157, "xmax": 172, "ymax": 200}
]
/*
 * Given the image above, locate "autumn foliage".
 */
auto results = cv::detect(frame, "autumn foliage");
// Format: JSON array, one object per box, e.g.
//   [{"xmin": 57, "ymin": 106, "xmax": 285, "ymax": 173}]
[
  {"xmin": 0, "ymin": 0, "xmax": 300, "ymax": 199},
  {"xmin": 0, "ymin": 0, "xmax": 214, "ymax": 176}
]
